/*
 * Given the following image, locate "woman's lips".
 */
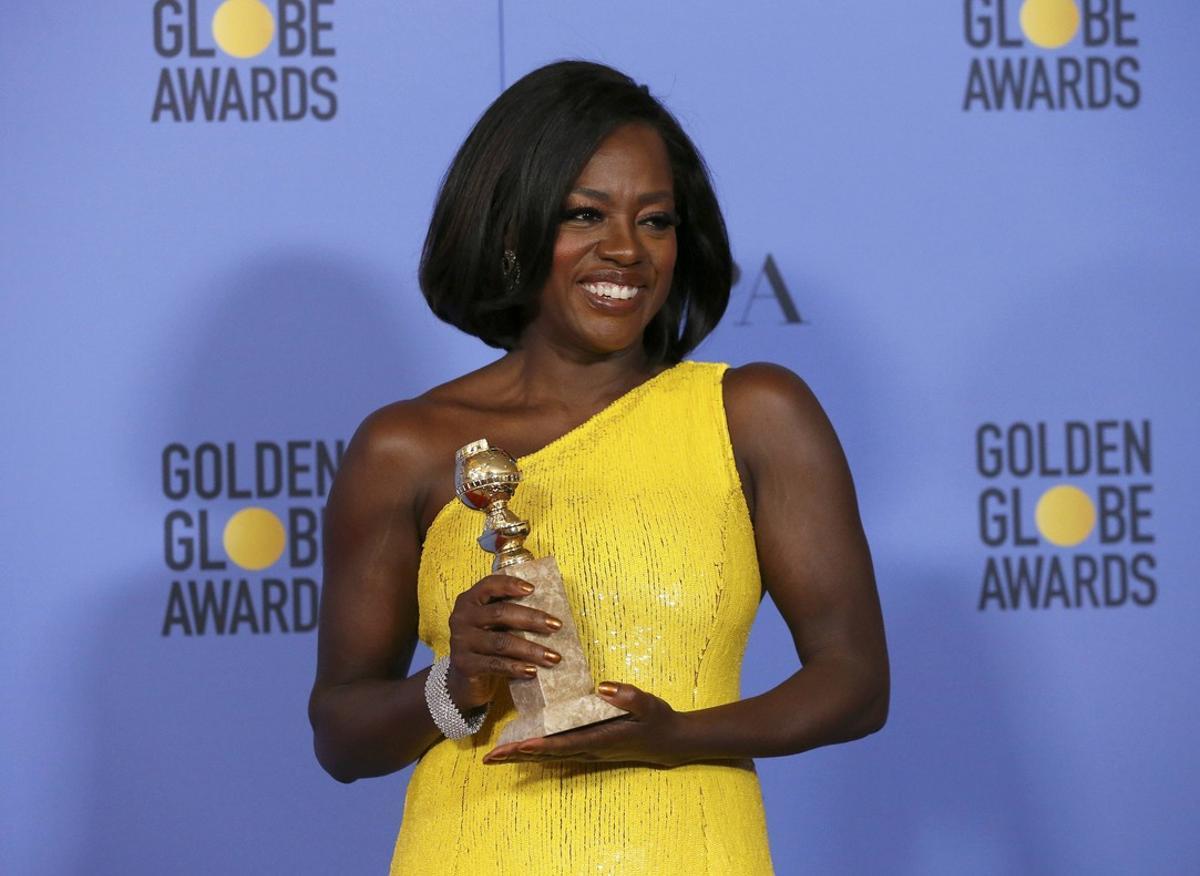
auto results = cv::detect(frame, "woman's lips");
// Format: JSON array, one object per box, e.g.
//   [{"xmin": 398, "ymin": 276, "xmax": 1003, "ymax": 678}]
[
  {"xmin": 579, "ymin": 281, "xmax": 641, "ymax": 300},
  {"xmin": 578, "ymin": 281, "xmax": 644, "ymax": 312}
]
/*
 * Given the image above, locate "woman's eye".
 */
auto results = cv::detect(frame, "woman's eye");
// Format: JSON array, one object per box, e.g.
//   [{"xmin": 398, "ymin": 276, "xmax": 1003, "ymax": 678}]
[
  {"xmin": 560, "ymin": 207, "xmax": 678, "ymax": 229},
  {"xmin": 562, "ymin": 207, "xmax": 602, "ymax": 223},
  {"xmin": 642, "ymin": 212, "xmax": 680, "ymax": 231}
]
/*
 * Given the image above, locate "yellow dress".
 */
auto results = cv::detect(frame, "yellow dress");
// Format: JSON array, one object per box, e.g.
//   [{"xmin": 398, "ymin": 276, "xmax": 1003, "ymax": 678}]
[{"xmin": 392, "ymin": 361, "xmax": 775, "ymax": 875}]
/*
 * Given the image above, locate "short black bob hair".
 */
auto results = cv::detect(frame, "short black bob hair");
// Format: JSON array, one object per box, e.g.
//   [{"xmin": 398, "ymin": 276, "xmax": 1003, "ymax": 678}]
[{"xmin": 419, "ymin": 60, "xmax": 732, "ymax": 365}]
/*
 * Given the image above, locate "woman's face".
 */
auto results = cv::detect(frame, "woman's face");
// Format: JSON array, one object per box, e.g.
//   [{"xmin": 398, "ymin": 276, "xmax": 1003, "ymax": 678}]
[{"xmin": 522, "ymin": 123, "xmax": 678, "ymax": 360}]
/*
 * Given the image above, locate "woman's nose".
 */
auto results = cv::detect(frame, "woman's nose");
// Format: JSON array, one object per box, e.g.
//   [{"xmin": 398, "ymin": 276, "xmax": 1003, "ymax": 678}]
[{"xmin": 595, "ymin": 218, "xmax": 642, "ymax": 264}]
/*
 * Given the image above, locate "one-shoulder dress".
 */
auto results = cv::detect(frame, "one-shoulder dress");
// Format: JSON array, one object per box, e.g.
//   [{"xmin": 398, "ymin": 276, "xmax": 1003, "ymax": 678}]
[{"xmin": 391, "ymin": 361, "xmax": 775, "ymax": 875}]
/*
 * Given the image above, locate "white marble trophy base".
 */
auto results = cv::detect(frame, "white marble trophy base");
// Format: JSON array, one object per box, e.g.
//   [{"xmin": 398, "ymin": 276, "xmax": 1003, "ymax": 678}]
[{"xmin": 495, "ymin": 556, "xmax": 626, "ymax": 745}]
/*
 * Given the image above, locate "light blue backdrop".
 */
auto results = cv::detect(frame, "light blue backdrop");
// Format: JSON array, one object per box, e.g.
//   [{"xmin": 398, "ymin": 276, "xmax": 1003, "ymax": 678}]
[{"xmin": 3, "ymin": 2, "xmax": 1198, "ymax": 874}]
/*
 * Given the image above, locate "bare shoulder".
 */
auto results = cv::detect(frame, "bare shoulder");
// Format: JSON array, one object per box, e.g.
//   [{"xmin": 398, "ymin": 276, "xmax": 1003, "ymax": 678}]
[
  {"xmin": 720, "ymin": 361, "xmax": 854, "ymax": 517},
  {"xmin": 346, "ymin": 397, "xmax": 441, "ymax": 477},
  {"xmin": 334, "ymin": 370, "xmax": 499, "ymax": 533},
  {"xmin": 331, "ymin": 397, "xmax": 448, "ymax": 521},
  {"xmin": 721, "ymin": 362, "xmax": 861, "ymax": 538},
  {"xmin": 347, "ymin": 369, "xmax": 490, "ymax": 473},
  {"xmin": 722, "ymin": 362, "xmax": 837, "ymax": 460}
]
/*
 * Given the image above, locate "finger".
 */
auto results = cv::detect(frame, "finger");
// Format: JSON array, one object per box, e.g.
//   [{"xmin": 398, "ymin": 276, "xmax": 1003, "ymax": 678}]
[
  {"xmin": 459, "ymin": 652, "xmax": 543, "ymax": 682},
  {"xmin": 483, "ymin": 724, "xmax": 607, "ymax": 763},
  {"xmin": 465, "ymin": 628, "xmax": 562, "ymax": 668},
  {"xmin": 482, "ymin": 717, "xmax": 637, "ymax": 763},
  {"xmin": 481, "ymin": 740, "xmax": 536, "ymax": 763},
  {"xmin": 485, "ymin": 746, "xmax": 593, "ymax": 764},
  {"xmin": 476, "ymin": 600, "xmax": 563, "ymax": 635},
  {"xmin": 523, "ymin": 719, "xmax": 630, "ymax": 756},
  {"xmin": 470, "ymin": 574, "xmax": 536, "ymax": 604},
  {"xmin": 481, "ymin": 737, "xmax": 565, "ymax": 764},
  {"xmin": 502, "ymin": 750, "xmax": 594, "ymax": 763},
  {"xmin": 516, "ymin": 736, "xmax": 588, "ymax": 759},
  {"xmin": 596, "ymin": 681, "xmax": 648, "ymax": 716}
]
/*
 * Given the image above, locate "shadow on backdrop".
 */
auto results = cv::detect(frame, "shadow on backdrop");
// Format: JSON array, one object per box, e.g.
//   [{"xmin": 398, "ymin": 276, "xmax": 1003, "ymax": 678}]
[
  {"xmin": 80, "ymin": 249, "xmax": 429, "ymax": 873},
  {"xmin": 727, "ymin": 273, "xmax": 1051, "ymax": 874}
]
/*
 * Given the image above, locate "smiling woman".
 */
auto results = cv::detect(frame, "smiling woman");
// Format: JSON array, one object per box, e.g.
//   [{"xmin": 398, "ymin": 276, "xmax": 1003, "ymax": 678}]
[
  {"xmin": 418, "ymin": 61, "xmax": 731, "ymax": 365},
  {"xmin": 308, "ymin": 60, "xmax": 889, "ymax": 875},
  {"xmin": 528, "ymin": 124, "xmax": 678, "ymax": 357}
]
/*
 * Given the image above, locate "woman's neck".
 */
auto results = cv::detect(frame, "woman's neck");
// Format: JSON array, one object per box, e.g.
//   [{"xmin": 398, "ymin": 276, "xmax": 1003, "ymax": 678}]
[{"xmin": 496, "ymin": 340, "xmax": 660, "ymax": 412}]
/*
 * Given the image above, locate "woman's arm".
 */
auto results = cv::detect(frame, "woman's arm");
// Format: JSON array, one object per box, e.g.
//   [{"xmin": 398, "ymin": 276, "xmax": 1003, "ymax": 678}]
[
  {"xmin": 671, "ymin": 361, "xmax": 889, "ymax": 758},
  {"xmin": 308, "ymin": 407, "xmax": 442, "ymax": 782},
  {"xmin": 309, "ymin": 404, "xmax": 570, "ymax": 781},
  {"xmin": 483, "ymin": 362, "xmax": 888, "ymax": 765}
]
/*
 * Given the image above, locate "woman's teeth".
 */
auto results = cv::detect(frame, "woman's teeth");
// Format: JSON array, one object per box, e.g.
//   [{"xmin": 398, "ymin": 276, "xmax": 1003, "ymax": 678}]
[{"xmin": 581, "ymin": 282, "xmax": 640, "ymax": 300}]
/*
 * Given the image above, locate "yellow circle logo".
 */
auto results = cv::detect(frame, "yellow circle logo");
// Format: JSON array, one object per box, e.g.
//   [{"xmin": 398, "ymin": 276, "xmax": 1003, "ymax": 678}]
[
  {"xmin": 1020, "ymin": 0, "xmax": 1081, "ymax": 49},
  {"xmin": 223, "ymin": 507, "xmax": 287, "ymax": 570},
  {"xmin": 1035, "ymin": 485, "xmax": 1095, "ymax": 547},
  {"xmin": 212, "ymin": 0, "xmax": 276, "ymax": 59}
]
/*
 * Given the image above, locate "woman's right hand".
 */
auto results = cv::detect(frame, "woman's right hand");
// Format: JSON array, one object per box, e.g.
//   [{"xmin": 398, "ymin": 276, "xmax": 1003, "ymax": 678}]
[{"xmin": 445, "ymin": 575, "xmax": 565, "ymax": 711}]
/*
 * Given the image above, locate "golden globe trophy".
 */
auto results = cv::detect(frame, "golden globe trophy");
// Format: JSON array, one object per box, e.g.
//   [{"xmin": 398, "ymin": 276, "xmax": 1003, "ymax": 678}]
[{"xmin": 455, "ymin": 439, "xmax": 626, "ymax": 745}]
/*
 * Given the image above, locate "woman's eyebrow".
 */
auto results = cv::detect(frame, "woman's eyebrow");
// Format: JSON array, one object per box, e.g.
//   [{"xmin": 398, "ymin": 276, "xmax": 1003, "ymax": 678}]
[{"xmin": 570, "ymin": 187, "xmax": 674, "ymax": 205}]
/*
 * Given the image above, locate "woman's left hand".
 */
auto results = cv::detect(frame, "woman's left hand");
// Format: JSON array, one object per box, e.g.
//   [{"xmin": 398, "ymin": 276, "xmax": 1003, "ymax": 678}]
[{"xmin": 481, "ymin": 682, "xmax": 689, "ymax": 767}]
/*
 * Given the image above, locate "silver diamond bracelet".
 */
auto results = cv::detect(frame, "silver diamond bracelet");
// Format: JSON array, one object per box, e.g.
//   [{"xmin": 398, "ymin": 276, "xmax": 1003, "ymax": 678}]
[{"xmin": 424, "ymin": 656, "xmax": 488, "ymax": 739}]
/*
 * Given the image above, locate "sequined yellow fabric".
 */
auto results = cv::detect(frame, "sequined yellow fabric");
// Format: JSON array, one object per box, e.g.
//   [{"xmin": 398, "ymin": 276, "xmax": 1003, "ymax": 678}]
[{"xmin": 392, "ymin": 361, "xmax": 774, "ymax": 875}]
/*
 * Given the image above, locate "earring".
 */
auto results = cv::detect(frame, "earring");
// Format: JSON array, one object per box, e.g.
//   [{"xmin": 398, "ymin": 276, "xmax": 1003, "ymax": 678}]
[{"xmin": 502, "ymin": 249, "xmax": 521, "ymax": 293}]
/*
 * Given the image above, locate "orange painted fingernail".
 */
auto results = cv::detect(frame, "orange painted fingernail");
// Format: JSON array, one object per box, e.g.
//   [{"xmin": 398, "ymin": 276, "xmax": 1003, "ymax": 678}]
[
  {"xmin": 545, "ymin": 616, "xmax": 563, "ymax": 630},
  {"xmin": 597, "ymin": 681, "xmax": 618, "ymax": 697},
  {"xmin": 518, "ymin": 582, "xmax": 534, "ymax": 594},
  {"xmin": 522, "ymin": 665, "xmax": 538, "ymax": 678},
  {"xmin": 543, "ymin": 650, "xmax": 561, "ymax": 665}
]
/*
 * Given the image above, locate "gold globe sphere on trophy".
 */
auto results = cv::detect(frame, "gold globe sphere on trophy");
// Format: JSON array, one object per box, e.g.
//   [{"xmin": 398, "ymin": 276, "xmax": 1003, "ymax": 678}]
[{"xmin": 455, "ymin": 439, "xmax": 625, "ymax": 745}]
